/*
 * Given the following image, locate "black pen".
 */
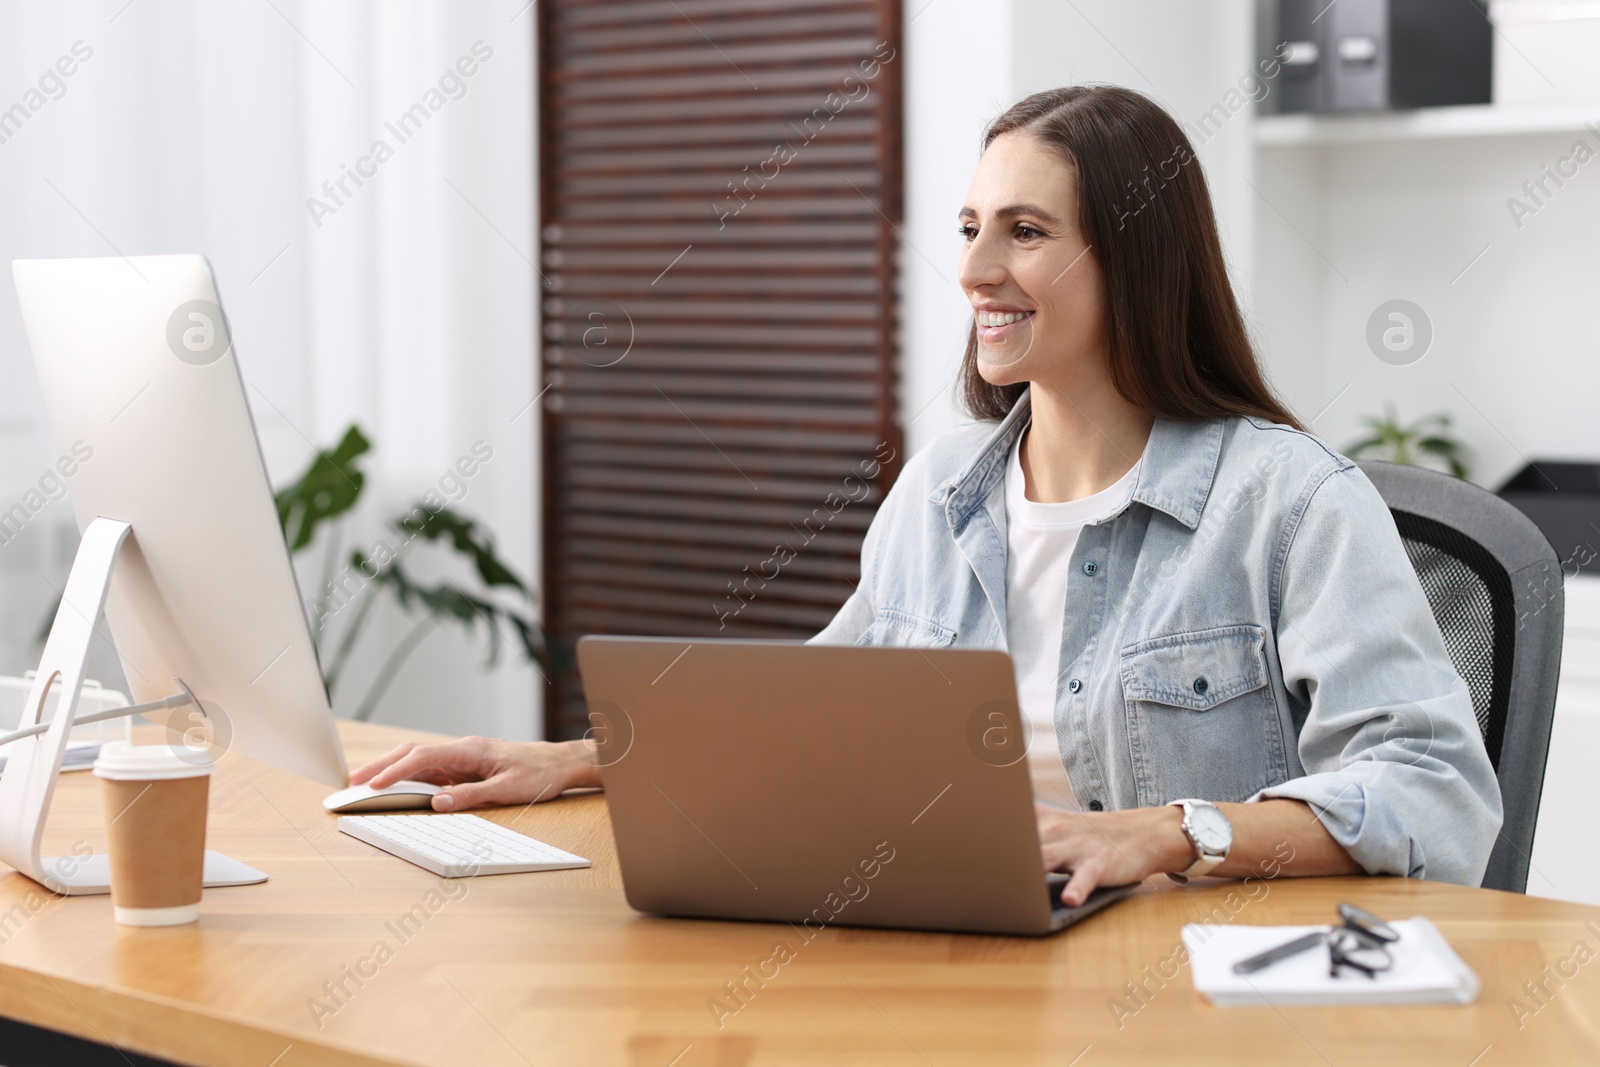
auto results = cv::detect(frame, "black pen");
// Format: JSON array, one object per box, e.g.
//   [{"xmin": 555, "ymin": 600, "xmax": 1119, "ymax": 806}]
[{"xmin": 1231, "ymin": 931, "xmax": 1326, "ymax": 975}]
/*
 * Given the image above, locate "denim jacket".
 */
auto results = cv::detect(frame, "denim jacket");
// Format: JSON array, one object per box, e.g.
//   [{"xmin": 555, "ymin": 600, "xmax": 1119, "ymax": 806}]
[{"xmin": 812, "ymin": 389, "xmax": 1502, "ymax": 885}]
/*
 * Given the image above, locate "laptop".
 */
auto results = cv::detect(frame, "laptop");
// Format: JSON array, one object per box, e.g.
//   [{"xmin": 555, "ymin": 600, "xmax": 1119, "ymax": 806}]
[{"xmin": 575, "ymin": 637, "xmax": 1135, "ymax": 936}]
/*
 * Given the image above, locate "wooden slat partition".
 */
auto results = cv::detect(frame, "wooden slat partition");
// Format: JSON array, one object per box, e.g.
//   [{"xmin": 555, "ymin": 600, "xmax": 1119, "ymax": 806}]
[{"xmin": 537, "ymin": 0, "xmax": 904, "ymax": 738}]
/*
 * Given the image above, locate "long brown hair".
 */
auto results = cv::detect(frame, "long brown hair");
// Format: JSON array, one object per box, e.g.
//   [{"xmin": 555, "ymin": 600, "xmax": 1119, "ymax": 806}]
[{"xmin": 961, "ymin": 85, "xmax": 1302, "ymax": 430}]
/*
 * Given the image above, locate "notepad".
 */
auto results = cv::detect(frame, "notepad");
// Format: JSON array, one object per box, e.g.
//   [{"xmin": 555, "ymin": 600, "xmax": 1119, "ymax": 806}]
[
  {"xmin": 1184, "ymin": 918, "xmax": 1479, "ymax": 1006},
  {"xmin": 0, "ymin": 740, "xmax": 100, "ymax": 773}
]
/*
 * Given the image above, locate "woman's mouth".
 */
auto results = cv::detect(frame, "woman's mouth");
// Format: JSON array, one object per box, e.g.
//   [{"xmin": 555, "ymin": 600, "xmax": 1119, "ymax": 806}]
[{"xmin": 975, "ymin": 309, "xmax": 1034, "ymax": 344}]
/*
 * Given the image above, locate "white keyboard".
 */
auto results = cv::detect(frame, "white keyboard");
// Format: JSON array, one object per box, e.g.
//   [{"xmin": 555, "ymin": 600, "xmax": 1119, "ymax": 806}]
[{"xmin": 338, "ymin": 813, "xmax": 591, "ymax": 878}]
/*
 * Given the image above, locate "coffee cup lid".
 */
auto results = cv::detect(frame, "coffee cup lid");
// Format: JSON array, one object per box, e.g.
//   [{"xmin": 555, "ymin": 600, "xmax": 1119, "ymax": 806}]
[{"xmin": 92, "ymin": 741, "xmax": 213, "ymax": 781}]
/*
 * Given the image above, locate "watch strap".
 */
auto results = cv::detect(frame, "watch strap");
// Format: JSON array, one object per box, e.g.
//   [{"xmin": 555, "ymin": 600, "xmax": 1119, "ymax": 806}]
[
  {"xmin": 1173, "ymin": 850, "xmax": 1225, "ymax": 880},
  {"xmin": 1169, "ymin": 798, "xmax": 1228, "ymax": 883}
]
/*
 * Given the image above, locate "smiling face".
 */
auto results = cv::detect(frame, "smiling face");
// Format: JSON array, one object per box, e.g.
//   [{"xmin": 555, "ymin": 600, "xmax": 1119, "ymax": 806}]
[{"xmin": 958, "ymin": 131, "xmax": 1109, "ymax": 390}]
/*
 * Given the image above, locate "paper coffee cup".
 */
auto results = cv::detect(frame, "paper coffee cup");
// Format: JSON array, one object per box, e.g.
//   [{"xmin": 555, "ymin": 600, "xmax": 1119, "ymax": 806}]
[{"xmin": 93, "ymin": 742, "xmax": 211, "ymax": 927}]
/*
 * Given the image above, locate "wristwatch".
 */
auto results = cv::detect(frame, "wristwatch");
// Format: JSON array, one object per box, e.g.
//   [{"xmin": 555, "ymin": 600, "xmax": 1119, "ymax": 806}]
[{"xmin": 1168, "ymin": 798, "xmax": 1233, "ymax": 883}]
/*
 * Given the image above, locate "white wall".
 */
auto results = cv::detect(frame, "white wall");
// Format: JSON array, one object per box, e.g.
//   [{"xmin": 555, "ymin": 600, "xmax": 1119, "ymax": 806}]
[
  {"xmin": 899, "ymin": 0, "xmax": 1014, "ymax": 454},
  {"xmin": 0, "ymin": 0, "xmax": 541, "ymax": 740},
  {"xmin": 1255, "ymin": 130, "xmax": 1600, "ymax": 482},
  {"xmin": 900, "ymin": 0, "xmax": 1259, "ymax": 456}
]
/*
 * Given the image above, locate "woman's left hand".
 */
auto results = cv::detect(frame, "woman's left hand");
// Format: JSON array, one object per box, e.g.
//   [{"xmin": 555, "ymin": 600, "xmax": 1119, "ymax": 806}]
[{"xmin": 1036, "ymin": 803, "xmax": 1192, "ymax": 907}]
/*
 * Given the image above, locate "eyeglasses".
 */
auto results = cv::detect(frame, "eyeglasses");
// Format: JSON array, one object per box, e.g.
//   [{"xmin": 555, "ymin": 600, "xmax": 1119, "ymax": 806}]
[{"xmin": 1232, "ymin": 902, "xmax": 1401, "ymax": 979}]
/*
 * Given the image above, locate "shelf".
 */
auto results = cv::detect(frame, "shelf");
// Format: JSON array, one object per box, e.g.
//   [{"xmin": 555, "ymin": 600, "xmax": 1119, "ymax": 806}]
[{"xmin": 1254, "ymin": 100, "xmax": 1600, "ymax": 145}]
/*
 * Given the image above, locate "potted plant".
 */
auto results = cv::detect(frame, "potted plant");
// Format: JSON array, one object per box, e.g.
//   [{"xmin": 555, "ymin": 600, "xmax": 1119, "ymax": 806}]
[
  {"xmin": 274, "ymin": 425, "xmax": 552, "ymax": 720},
  {"xmin": 1344, "ymin": 404, "xmax": 1471, "ymax": 480}
]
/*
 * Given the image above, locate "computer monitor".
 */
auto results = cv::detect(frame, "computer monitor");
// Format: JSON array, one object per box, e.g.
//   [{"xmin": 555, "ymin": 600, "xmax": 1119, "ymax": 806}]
[{"xmin": 10, "ymin": 254, "xmax": 346, "ymax": 789}]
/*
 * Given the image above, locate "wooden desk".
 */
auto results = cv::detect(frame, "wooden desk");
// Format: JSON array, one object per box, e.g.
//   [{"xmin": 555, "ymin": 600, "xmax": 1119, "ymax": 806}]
[{"xmin": 1, "ymin": 720, "xmax": 1598, "ymax": 1066}]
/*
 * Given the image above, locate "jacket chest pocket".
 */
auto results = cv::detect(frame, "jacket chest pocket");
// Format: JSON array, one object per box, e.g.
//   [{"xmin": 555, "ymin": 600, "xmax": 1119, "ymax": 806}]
[
  {"xmin": 1119, "ymin": 624, "xmax": 1286, "ymax": 806},
  {"xmin": 855, "ymin": 609, "xmax": 957, "ymax": 648}
]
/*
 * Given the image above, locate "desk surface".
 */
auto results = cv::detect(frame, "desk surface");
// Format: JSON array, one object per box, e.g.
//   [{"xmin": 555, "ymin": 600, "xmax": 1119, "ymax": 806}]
[{"xmin": 1, "ymin": 720, "xmax": 1597, "ymax": 1066}]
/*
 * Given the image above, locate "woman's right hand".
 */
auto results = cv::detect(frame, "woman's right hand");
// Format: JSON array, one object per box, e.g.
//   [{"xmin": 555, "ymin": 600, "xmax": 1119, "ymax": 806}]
[{"xmin": 347, "ymin": 736, "xmax": 602, "ymax": 812}]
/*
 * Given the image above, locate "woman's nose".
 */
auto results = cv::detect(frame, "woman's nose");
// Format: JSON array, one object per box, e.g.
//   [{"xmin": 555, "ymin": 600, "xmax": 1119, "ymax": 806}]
[{"xmin": 958, "ymin": 229, "xmax": 1008, "ymax": 294}]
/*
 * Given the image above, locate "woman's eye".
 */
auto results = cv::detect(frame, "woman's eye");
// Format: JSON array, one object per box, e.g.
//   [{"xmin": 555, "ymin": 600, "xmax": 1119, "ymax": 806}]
[
  {"xmin": 1015, "ymin": 224, "xmax": 1043, "ymax": 240},
  {"xmin": 957, "ymin": 225, "xmax": 977, "ymax": 240}
]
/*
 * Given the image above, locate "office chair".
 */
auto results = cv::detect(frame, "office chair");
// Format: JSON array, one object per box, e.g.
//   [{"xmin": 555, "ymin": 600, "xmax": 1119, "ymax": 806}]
[{"xmin": 1357, "ymin": 460, "xmax": 1564, "ymax": 893}]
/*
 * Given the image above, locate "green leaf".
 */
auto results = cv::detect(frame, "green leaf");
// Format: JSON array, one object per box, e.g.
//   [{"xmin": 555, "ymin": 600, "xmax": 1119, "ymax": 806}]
[
  {"xmin": 1417, "ymin": 436, "xmax": 1471, "ymax": 479},
  {"xmin": 360, "ymin": 549, "xmax": 547, "ymax": 675},
  {"xmin": 1343, "ymin": 406, "xmax": 1471, "ymax": 481},
  {"xmin": 274, "ymin": 425, "xmax": 372, "ymax": 551},
  {"xmin": 390, "ymin": 506, "xmax": 530, "ymax": 595},
  {"xmin": 266, "ymin": 425, "xmax": 562, "ymax": 724}
]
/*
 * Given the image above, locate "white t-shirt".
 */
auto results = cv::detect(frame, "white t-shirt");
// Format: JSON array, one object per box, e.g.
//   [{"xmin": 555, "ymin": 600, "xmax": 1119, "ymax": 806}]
[{"xmin": 1004, "ymin": 426, "xmax": 1142, "ymax": 809}]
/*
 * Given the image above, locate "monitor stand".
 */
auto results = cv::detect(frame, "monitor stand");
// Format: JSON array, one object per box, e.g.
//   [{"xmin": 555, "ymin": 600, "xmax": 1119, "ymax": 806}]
[{"xmin": 0, "ymin": 517, "xmax": 268, "ymax": 895}]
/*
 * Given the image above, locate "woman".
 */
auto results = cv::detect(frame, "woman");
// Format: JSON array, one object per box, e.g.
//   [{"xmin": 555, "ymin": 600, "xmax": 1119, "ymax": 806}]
[{"xmin": 352, "ymin": 86, "xmax": 1501, "ymax": 907}]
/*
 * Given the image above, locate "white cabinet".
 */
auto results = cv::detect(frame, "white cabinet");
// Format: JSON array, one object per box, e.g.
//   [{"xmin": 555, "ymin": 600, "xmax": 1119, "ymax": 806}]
[{"xmin": 1527, "ymin": 575, "xmax": 1600, "ymax": 904}]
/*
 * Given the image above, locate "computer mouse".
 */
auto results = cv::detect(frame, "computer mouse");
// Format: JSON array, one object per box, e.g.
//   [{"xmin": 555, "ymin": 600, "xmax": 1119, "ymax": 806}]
[{"xmin": 322, "ymin": 780, "xmax": 443, "ymax": 813}]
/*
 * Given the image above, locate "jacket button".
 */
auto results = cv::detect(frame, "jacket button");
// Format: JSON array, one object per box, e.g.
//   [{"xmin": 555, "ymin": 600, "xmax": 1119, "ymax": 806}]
[
  {"xmin": 1067, "ymin": 678, "xmax": 1082, "ymax": 694},
  {"xmin": 1193, "ymin": 677, "xmax": 1209, "ymax": 695},
  {"xmin": 1088, "ymin": 800, "xmax": 1104, "ymax": 811},
  {"xmin": 1082, "ymin": 561, "xmax": 1098, "ymax": 576}
]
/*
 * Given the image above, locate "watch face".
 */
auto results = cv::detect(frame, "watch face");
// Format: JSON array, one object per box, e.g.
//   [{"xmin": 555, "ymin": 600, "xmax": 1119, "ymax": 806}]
[{"xmin": 1188, "ymin": 804, "xmax": 1232, "ymax": 854}]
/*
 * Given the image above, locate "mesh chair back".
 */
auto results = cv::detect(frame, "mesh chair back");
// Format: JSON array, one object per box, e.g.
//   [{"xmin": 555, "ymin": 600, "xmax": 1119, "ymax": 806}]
[
  {"xmin": 1357, "ymin": 461, "xmax": 1563, "ymax": 893},
  {"xmin": 1390, "ymin": 511, "xmax": 1514, "ymax": 769}
]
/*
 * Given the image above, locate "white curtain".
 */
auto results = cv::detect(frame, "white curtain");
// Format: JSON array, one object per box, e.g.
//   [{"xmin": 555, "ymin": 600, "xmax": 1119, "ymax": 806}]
[{"xmin": 0, "ymin": 0, "xmax": 542, "ymax": 739}]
